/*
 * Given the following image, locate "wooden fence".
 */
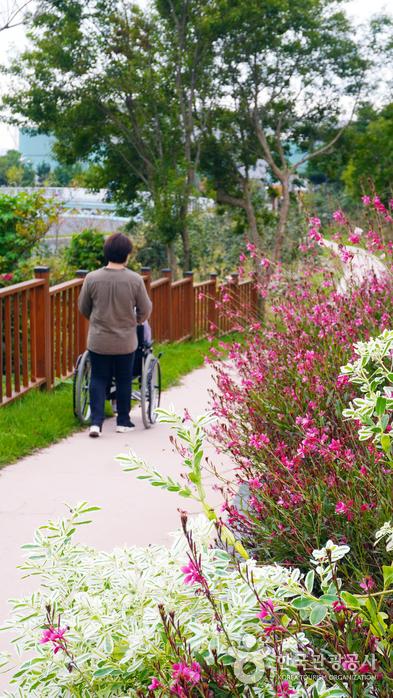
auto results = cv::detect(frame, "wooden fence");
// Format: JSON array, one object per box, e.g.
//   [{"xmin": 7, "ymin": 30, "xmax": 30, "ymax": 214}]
[{"xmin": 0, "ymin": 266, "xmax": 256, "ymax": 406}]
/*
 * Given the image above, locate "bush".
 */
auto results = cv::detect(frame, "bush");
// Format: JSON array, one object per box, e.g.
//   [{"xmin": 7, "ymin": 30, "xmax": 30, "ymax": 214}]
[
  {"xmin": 2, "ymin": 408, "xmax": 393, "ymax": 697},
  {"xmin": 64, "ymin": 228, "xmax": 106, "ymax": 271},
  {"xmin": 0, "ymin": 191, "xmax": 59, "ymax": 284},
  {"xmin": 210, "ymin": 195, "xmax": 393, "ymax": 583}
]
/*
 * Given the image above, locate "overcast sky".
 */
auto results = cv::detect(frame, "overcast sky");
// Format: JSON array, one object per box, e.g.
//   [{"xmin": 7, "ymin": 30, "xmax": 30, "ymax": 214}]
[{"xmin": 0, "ymin": 0, "xmax": 391, "ymax": 152}]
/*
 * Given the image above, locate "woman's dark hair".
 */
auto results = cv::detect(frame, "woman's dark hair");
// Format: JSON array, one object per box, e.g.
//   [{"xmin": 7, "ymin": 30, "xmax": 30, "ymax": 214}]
[{"xmin": 104, "ymin": 233, "xmax": 133, "ymax": 264}]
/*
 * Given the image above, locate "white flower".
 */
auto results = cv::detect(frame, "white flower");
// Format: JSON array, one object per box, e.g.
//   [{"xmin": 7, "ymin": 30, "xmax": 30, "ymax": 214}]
[
  {"xmin": 311, "ymin": 540, "xmax": 350, "ymax": 565},
  {"xmin": 375, "ymin": 521, "xmax": 393, "ymax": 552}
]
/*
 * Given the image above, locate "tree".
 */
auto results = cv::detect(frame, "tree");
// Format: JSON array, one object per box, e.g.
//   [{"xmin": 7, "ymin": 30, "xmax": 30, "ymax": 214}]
[
  {"xmin": 36, "ymin": 161, "xmax": 51, "ymax": 185},
  {"xmin": 3, "ymin": 0, "xmax": 221, "ymax": 273},
  {"xmin": 0, "ymin": 149, "xmax": 35, "ymax": 186},
  {"xmin": 342, "ymin": 103, "xmax": 393, "ymax": 199},
  {"xmin": 306, "ymin": 102, "xmax": 393, "ymax": 200},
  {"xmin": 207, "ymin": 0, "xmax": 366, "ymax": 259},
  {"xmin": 0, "ymin": 190, "xmax": 59, "ymax": 275}
]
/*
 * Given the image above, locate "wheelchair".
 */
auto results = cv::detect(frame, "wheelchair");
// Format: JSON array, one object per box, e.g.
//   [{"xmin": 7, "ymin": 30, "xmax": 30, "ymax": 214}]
[{"xmin": 73, "ymin": 325, "xmax": 161, "ymax": 429}]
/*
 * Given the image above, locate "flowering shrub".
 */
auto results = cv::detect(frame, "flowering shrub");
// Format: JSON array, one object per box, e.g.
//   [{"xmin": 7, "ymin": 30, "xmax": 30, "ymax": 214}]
[
  {"xmin": 0, "ymin": 502, "xmax": 335, "ymax": 697},
  {"xmin": 2, "ymin": 496, "xmax": 393, "ymax": 694},
  {"xmin": 211, "ymin": 197, "xmax": 393, "ymax": 581}
]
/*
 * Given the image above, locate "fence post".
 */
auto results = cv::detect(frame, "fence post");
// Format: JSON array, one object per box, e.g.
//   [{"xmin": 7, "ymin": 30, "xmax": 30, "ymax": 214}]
[
  {"xmin": 184, "ymin": 271, "xmax": 194, "ymax": 339},
  {"xmin": 34, "ymin": 266, "xmax": 52, "ymax": 389},
  {"xmin": 76, "ymin": 270, "xmax": 89, "ymax": 355},
  {"xmin": 208, "ymin": 272, "xmax": 218, "ymax": 334},
  {"xmin": 141, "ymin": 266, "xmax": 152, "ymax": 297},
  {"xmin": 161, "ymin": 268, "xmax": 173, "ymax": 341}
]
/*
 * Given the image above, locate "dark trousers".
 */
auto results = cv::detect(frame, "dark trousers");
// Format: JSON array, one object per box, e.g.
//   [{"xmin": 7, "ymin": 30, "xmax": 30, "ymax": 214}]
[{"xmin": 89, "ymin": 351, "xmax": 135, "ymax": 428}]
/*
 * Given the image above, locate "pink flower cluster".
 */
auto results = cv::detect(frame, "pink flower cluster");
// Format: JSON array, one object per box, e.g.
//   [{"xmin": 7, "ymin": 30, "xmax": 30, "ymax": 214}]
[
  {"xmin": 211, "ymin": 242, "xmax": 393, "ymax": 572},
  {"xmin": 40, "ymin": 625, "xmax": 68, "ymax": 655},
  {"xmin": 149, "ymin": 661, "xmax": 201, "ymax": 695}
]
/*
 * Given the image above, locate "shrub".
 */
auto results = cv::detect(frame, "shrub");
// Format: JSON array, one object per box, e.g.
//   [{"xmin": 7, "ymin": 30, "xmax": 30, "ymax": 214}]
[
  {"xmin": 2, "ymin": 409, "xmax": 393, "ymax": 697},
  {"xmin": 0, "ymin": 191, "xmax": 59, "ymax": 283},
  {"xmin": 210, "ymin": 195, "xmax": 393, "ymax": 582},
  {"xmin": 64, "ymin": 228, "xmax": 106, "ymax": 271}
]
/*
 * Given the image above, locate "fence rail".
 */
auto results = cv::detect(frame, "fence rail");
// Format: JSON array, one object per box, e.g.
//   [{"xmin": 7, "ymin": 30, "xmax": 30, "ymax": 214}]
[{"xmin": 1, "ymin": 266, "xmax": 256, "ymax": 406}]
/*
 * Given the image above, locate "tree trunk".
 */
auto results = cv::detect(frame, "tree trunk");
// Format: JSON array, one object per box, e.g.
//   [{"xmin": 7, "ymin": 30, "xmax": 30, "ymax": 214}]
[
  {"xmin": 274, "ymin": 175, "xmax": 290, "ymax": 262},
  {"xmin": 181, "ymin": 224, "xmax": 191, "ymax": 271},
  {"xmin": 243, "ymin": 182, "xmax": 261, "ymax": 250},
  {"xmin": 166, "ymin": 241, "xmax": 177, "ymax": 276}
]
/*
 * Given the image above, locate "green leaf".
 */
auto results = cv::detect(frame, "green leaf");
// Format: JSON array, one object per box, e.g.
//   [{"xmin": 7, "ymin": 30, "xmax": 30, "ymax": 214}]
[
  {"xmin": 305, "ymin": 570, "xmax": 314, "ymax": 594},
  {"xmin": 381, "ymin": 434, "xmax": 391, "ymax": 453},
  {"xmin": 292, "ymin": 596, "xmax": 312, "ymax": 610},
  {"xmin": 93, "ymin": 667, "xmax": 116, "ymax": 677},
  {"xmin": 341, "ymin": 591, "xmax": 361, "ymax": 608},
  {"xmin": 382, "ymin": 565, "xmax": 393, "ymax": 589},
  {"xmin": 309, "ymin": 604, "xmax": 328, "ymax": 625},
  {"xmin": 376, "ymin": 396, "xmax": 387, "ymax": 417}
]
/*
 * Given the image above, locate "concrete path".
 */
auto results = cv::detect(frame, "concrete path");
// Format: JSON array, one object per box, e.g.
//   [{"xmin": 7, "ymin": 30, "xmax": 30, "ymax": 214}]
[{"xmin": 0, "ymin": 366, "xmax": 230, "ymax": 675}]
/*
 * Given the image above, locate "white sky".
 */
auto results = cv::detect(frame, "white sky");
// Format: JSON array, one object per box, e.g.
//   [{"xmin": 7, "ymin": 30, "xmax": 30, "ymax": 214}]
[{"xmin": 0, "ymin": 0, "xmax": 391, "ymax": 152}]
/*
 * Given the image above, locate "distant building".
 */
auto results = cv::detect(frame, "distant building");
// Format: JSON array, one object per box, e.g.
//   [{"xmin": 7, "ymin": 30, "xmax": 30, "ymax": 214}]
[{"xmin": 19, "ymin": 130, "xmax": 57, "ymax": 168}]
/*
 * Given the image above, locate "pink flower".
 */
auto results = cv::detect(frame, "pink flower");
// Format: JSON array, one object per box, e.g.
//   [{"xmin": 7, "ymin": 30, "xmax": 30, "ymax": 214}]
[
  {"xmin": 260, "ymin": 258, "xmax": 270, "ymax": 269},
  {"xmin": 358, "ymin": 662, "xmax": 373, "ymax": 674},
  {"xmin": 340, "ymin": 248, "xmax": 354, "ymax": 263},
  {"xmin": 257, "ymin": 599, "xmax": 275, "ymax": 619},
  {"xmin": 249, "ymin": 433, "xmax": 270, "ymax": 449},
  {"xmin": 309, "ymin": 216, "xmax": 321, "ymax": 227},
  {"xmin": 172, "ymin": 661, "xmax": 201, "ymax": 685},
  {"xmin": 373, "ymin": 196, "xmax": 386, "ymax": 212},
  {"xmin": 308, "ymin": 227, "xmax": 322, "ymax": 242},
  {"xmin": 1, "ymin": 273, "xmax": 13, "ymax": 282},
  {"xmin": 360, "ymin": 576, "xmax": 375, "ymax": 592},
  {"xmin": 40, "ymin": 625, "xmax": 68, "ymax": 655},
  {"xmin": 337, "ymin": 374, "xmax": 349, "ymax": 388},
  {"xmin": 349, "ymin": 232, "xmax": 361, "ymax": 244},
  {"xmin": 362, "ymin": 195, "xmax": 371, "ymax": 205},
  {"xmin": 276, "ymin": 681, "xmax": 296, "ymax": 697},
  {"xmin": 181, "ymin": 560, "xmax": 204, "ymax": 586},
  {"xmin": 332, "ymin": 600, "xmax": 346, "ymax": 613},
  {"xmin": 335, "ymin": 500, "xmax": 353, "ymax": 520},
  {"xmin": 149, "ymin": 677, "xmax": 163, "ymax": 691},
  {"xmin": 333, "ymin": 210, "xmax": 346, "ymax": 224}
]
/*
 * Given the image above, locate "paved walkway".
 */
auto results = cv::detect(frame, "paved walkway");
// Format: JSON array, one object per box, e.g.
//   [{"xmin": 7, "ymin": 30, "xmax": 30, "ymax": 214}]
[{"xmin": 0, "ymin": 366, "xmax": 230, "ymax": 682}]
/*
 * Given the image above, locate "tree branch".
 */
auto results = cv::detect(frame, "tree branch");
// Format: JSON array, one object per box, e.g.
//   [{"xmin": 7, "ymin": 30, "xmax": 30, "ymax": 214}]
[
  {"xmin": 290, "ymin": 97, "xmax": 360, "ymax": 172},
  {"xmin": 252, "ymin": 109, "xmax": 284, "ymax": 181},
  {"xmin": 216, "ymin": 189, "xmax": 247, "ymax": 210}
]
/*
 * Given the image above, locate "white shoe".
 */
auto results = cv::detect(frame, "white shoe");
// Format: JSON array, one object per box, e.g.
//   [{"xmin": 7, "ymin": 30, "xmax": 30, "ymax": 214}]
[
  {"xmin": 89, "ymin": 425, "xmax": 101, "ymax": 438},
  {"xmin": 116, "ymin": 423, "xmax": 135, "ymax": 433}
]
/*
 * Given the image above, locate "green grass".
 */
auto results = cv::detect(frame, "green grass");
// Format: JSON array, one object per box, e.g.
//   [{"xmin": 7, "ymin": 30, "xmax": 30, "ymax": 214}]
[{"xmin": 0, "ymin": 337, "xmax": 213, "ymax": 467}]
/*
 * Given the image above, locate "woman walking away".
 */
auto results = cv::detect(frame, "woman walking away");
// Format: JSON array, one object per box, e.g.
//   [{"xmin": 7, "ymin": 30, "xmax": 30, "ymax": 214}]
[{"xmin": 78, "ymin": 233, "xmax": 152, "ymax": 437}]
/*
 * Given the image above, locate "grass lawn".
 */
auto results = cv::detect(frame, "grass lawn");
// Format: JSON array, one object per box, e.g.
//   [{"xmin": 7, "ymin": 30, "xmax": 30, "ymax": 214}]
[{"xmin": 0, "ymin": 337, "xmax": 213, "ymax": 468}]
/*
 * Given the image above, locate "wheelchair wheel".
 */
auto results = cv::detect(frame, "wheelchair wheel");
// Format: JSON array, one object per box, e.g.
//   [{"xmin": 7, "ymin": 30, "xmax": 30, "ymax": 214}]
[
  {"xmin": 140, "ymin": 353, "xmax": 161, "ymax": 428},
  {"xmin": 73, "ymin": 351, "xmax": 91, "ymax": 424}
]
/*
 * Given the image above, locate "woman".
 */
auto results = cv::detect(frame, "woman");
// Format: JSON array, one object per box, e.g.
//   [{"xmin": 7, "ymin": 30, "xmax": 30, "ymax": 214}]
[{"xmin": 78, "ymin": 233, "xmax": 152, "ymax": 437}]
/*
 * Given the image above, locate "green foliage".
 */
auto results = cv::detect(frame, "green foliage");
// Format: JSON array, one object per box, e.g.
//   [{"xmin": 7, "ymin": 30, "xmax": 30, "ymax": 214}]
[
  {"xmin": 0, "ymin": 191, "xmax": 59, "ymax": 277},
  {"xmin": 3, "ymin": 424, "xmax": 393, "ymax": 694},
  {"xmin": 342, "ymin": 103, "xmax": 393, "ymax": 199},
  {"xmin": 179, "ymin": 208, "xmax": 245, "ymax": 278},
  {"xmin": 64, "ymin": 228, "xmax": 106, "ymax": 271},
  {"xmin": 0, "ymin": 149, "xmax": 35, "ymax": 186},
  {"xmin": 307, "ymin": 102, "xmax": 393, "ymax": 199}
]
